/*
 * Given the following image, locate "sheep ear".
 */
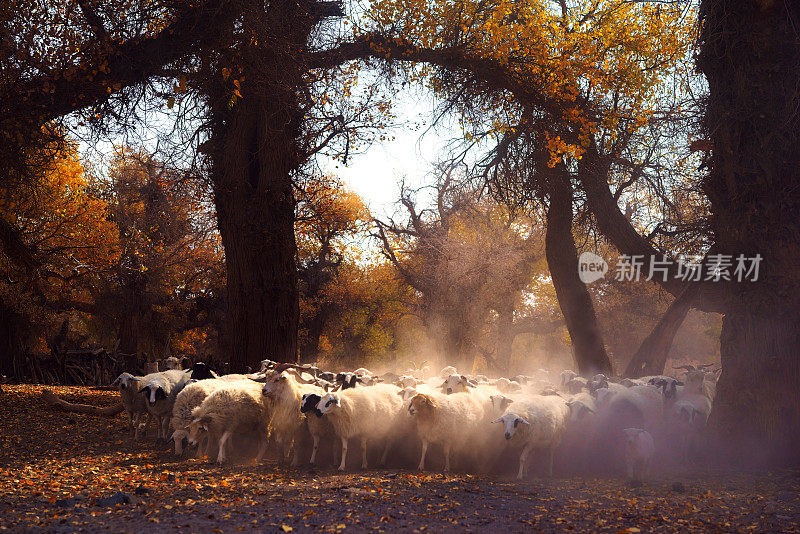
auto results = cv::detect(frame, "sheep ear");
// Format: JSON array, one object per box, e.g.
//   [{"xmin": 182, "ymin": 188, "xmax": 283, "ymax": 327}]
[
  {"xmin": 491, "ymin": 418, "xmax": 503, "ymax": 423},
  {"xmin": 586, "ymin": 406, "xmax": 596, "ymax": 414},
  {"xmin": 130, "ymin": 376, "xmax": 141, "ymax": 382},
  {"xmin": 439, "ymin": 381, "xmax": 447, "ymax": 388},
  {"xmin": 112, "ymin": 375, "xmax": 122, "ymax": 386},
  {"xmin": 334, "ymin": 396, "xmax": 341, "ymax": 407},
  {"xmin": 517, "ymin": 417, "xmax": 531, "ymax": 426}
]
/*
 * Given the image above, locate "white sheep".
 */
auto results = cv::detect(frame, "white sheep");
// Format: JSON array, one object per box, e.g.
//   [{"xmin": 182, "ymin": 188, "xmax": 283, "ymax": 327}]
[
  {"xmin": 491, "ymin": 377, "xmax": 522, "ymax": 393},
  {"xmin": 408, "ymin": 391, "xmax": 492, "ymax": 472},
  {"xmin": 492, "ymin": 395, "xmax": 570, "ymax": 479},
  {"xmin": 187, "ymin": 380, "xmax": 270, "ymax": 464},
  {"xmin": 316, "ymin": 384, "xmax": 404, "ymax": 471},
  {"xmin": 563, "ymin": 376, "xmax": 588, "ymax": 395},
  {"xmin": 560, "ymin": 370, "xmax": 577, "ymax": 387},
  {"xmin": 112, "ymin": 372, "xmax": 151, "ymax": 440},
  {"xmin": 140, "ymin": 369, "xmax": 191, "ymax": 440},
  {"xmin": 440, "ymin": 374, "xmax": 477, "ymax": 394},
  {"xmin": 622, "ymin": 428, "xmax": 654, "ymax": 480},
  {"xmin": 566, "ymin": 392, "xmax": 597, "ymax": 424},
  {"xmin": 261, "ymin": 371, "xmax": 322, "ymax": 465},
  {"xmin": 439, "ymin": 366, "xmax": 457, "ymax": 379},
  {"xmin": 397, "ymin": 375, "xmax": 420, "ymax": 388},
  {"xmin": 170, "ymin": 378, "xmax": 227, "ymax": 455}
]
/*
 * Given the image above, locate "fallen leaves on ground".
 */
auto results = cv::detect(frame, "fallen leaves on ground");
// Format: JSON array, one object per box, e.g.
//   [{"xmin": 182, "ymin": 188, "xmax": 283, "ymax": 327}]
[{"xmin": 1, "ymin": 385, "xmax": 799, "ymax": 532}]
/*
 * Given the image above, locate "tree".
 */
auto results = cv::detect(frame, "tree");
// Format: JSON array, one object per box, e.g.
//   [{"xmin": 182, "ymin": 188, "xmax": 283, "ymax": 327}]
[
  {"xmin": 375, "ymin": 175, "xmax": 546, "ymax": 372},
  {"xmin": 296, "ymin": 175, "xmax": 370, "ymax": 362},
  {"xmin": 696, "ymin": 0, "xmax": 800, "ymax": 465},
  {"xmin": 88, "ymin": 151, "xmax": 225, "ymax": 368},
  {"xmin": 0, "ymin": 141, "xmax": 118, "ymax": 377}
]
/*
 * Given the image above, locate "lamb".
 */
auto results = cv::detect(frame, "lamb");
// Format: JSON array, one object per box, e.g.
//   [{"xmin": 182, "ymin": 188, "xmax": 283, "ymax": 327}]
[
  {"xmin": 140, "ymin": 369, "xmax": 191, "ymax": 440},
  {"xmin": 408, "ymin": 392, "xmax": 493, "ymax": 472},
  {"xmin": 261, "ymin": 371, "xmax": 323, "ymax": 465},
  {"xmin": 315, "ymin": 384, "xmax": 404, "ymax": 471},
  {"xmin": 491, "ymin": 395, "xmax": 570, "ymax": 479},
  {"xmin": 170, "ymin": 378, "xmax": 227, "ymax": 455},
  {"xmin": 112, "ymin": 372, "xmax": 150, "ymax": 440},
  {"xmin": 186, "ymin": 380, "xmax": 270, "ymax": 464},
  {"xmin": 300, "ymin": 393, "xmax": 338, "ymax": 465},
  {"xmin": 622, "ymin": 428, "xmax": 654, "ymax": 481}
]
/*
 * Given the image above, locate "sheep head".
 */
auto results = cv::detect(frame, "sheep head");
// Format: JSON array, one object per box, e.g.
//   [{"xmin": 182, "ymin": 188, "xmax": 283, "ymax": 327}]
[
  {"xmin": 187, "ymin": 415, "xmax": 212, "ymax": 447},
  {"xmin": 408, "ymin": 394, "xmax": 437, "ymax": 420},
  {"xmin": 316, "ymin": 393, "xmax": 341, "ymax": 414},
  {"xmin": 440, "ymin": 374, "xmax": 477, "ymax": 394},
  {"xmin": 490, "ymin": 395, "xmax": 513, "ymax": 414},
  {"xmin": 261, "ymin": 371, "xmax": 292, "ymax": 399},
  {"xmin": 300, "ymin": 393, "xmax": 324, "ymax": 418},
  {"xmin": 140, "ymin": 384, "xmax": 166, "ymax": 405},
  {"xmin": 492, "ymin": 413, "xmax": 530, "ymax": 441}
]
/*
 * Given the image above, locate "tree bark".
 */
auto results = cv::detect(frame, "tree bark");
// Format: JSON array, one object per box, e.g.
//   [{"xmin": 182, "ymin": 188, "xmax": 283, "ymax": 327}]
[
  {"xmin": 623, "ymin": 285, "xmax": 695, "ymax": 378},
  {"xmin": 212, "ymin": 95, "xmax": 300, "ymax": 371},
  {"xmin": 41, "ymin": 389, "xmax": 125, "ymax": 416},
  {"xmin": 545, "ymin": 169, "xmax": 612, "ymax": 376},
  {"xmin": 699, "ymin": 0, "xmax": 800, "ymax": 465}
]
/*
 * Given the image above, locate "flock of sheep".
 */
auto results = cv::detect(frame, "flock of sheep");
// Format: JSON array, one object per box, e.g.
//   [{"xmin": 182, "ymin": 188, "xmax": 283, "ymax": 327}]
[{"xmin": 112, "ymin": 358, "xmax": 719, "ymax": 481}]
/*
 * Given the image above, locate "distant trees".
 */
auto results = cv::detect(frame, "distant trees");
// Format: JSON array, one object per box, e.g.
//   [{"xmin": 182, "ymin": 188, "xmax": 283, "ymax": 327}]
[
  {"xmin": 375, "ymin": 176, "xmax": 553, "ymax": 372},
  {"xmin": 88, "ymin": 152, "xmax": 225, "ymax": 367}
]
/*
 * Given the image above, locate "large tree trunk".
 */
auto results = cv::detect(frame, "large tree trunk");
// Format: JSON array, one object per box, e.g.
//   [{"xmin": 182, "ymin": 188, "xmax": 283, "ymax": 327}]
[
  {"xmin": 546, "ymin": 171, "xmax": 612, "ymax": 377},
  {"xmin": 699, "ymin": 0, "xmax": 800, "ymax": 465},
  {"xmin": 212, "ymin": 95, "xmax": 300, "ymax": 372},
  {"xmin": 624, "ymin": 285, "xmax": 694, "ymax": 378},
  {"xmin": 207, "ymin": 0, "xmax": 326, "ymax": 371}
]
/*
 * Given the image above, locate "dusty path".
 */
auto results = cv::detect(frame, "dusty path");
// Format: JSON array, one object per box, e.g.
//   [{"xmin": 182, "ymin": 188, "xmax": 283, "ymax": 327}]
[{"xmin": 1, "ymin": 385, "xmax": 798, "ymax": 533}]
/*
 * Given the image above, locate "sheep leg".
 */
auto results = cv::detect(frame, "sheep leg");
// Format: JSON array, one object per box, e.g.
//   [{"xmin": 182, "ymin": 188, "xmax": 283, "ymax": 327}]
[
  {"xmin": 338, "ymin": 437, "xmax": 348, "ymax": 471},
  {"xmin": 360, "ymin": 438, "xmax": 369, "ymax": 469},
  {"xmin": 217, "ymin": 430, "xmax": 231, "ymax": 464},
  {"xmin": 443, "ymin": 443, "xmax": 451, "ymax": 472},
  {"xmin": 127, "ymin": 412, "xmax": 135, "ymax": 434},
  {"xmin": 626, "ymin": 459, "xmax": 634, "ymax": 480},
  {"xmin": 310, "ymin": 435, "xmax": 320, "ymax": 465},
  {"xmin": 418, "ymin": 439, "xmax": 428, "ymax": 471},
  {"xmin": 547, "ymin": 445, "xmax": 555, "ymax": 477},
  {"xmin": 380, "ymin": 440, "xmax": 390, "ymax": 466},
  {"xmin": 517, "ymin": 443, "xmax": 533, "ymax": 480},
  {"xmin": 332, "ymin": 439, "xmax": 340, "ymax": 467},
  {"xmin": 161, "ymin": 417, "xmax": 171, "ymax": 441},
  {"xmin": 291, "ymin": 443, "xmax": 300, "ymax": 467},
  {"xmin": 136, "ymin": 413, "xmax": 151, "ymax": 440},
  {"xmin": 173, "ymin": 430, "xmax": 185, "ymax": 455},
  {"xmin": 256, "ymin": 437, "xmax": 268, "ymax": 462}
]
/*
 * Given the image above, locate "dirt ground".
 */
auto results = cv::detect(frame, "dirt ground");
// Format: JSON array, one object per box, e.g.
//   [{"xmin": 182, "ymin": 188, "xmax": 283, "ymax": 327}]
[{"xmin": 1, "ymin": 385, "xmax": 798, "ymax": 533}]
